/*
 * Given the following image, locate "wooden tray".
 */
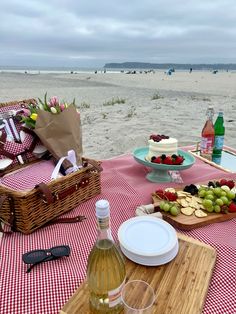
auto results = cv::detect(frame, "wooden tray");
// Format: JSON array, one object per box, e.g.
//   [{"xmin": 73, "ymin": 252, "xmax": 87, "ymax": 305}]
[
  {"xmin": 60, "ymin": 234, "xmax": 216, "ymax": 314},
  {"xmin": 188, "ymin": 146, "xmax": 236, "ymax": 173},
  {"xmin": 162, "ymin": 211, "xmax": 236, "ymax": 231}
]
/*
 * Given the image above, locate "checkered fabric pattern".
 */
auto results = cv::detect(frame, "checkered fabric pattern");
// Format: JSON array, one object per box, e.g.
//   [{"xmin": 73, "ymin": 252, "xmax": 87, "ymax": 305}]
[
  {"xmin": 0, "ymin": 104, "xmax": 41, "ymax": 164},
  {"xmin": 0, "ymin": 160, "xmax": 55, "ymax": 190},
  {"xmin": 0, "ymin": 152, "xmax": 236, "ymax": 314}
]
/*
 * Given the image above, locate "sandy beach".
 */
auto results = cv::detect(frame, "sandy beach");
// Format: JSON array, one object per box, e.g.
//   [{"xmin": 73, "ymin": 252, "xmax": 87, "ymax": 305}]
[{"xmin": 0, "ymin": 70, "xmax": 236, "ymax": 160}]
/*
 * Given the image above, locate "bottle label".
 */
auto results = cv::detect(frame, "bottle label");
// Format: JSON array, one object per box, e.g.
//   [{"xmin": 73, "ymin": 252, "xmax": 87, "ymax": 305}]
[
  {"xmin": 108, "ymin": 278, "xmax": 126, "ymax": 308},
  {"xmin": 200, "ymin": 137, "xmax": 214, "ymax": 153},
  {"xmin": 214, "ymin": 135, "xmax": 224, "ymax": 150},
  {"xmin": 212, "ymin": 155, "xmax": 222, "ymax": 165},
  {"xmin": 97, "ymin": 217, "xmax": 110, "ymax": 230}
]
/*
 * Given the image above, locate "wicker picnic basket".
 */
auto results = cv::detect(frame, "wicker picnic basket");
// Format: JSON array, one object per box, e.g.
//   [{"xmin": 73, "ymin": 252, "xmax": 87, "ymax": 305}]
[{"xmin": 0, "ymin": 99, "xmax": 102, "ymax": 234}]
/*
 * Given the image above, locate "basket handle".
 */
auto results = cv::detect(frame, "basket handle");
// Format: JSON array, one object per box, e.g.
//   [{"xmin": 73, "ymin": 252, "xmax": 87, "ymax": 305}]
[
  {"xmin": 35, "ymin": 182, "xmax": 54, "ymax": 204},
  {"xmin": 83, "ymin": 158, "xmax": 103, "ymax": 172},
  {"xmin": 35, "ymin": 174, "xmax": 93, "ymax": 204},
  {"xmin": 20, "ymin": 126, "xmax": 39, "ymax": 153}
]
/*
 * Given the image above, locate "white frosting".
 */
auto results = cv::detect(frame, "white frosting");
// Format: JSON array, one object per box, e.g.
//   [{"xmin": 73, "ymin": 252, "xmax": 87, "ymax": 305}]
[{"xmin": 146, "ymin": 137, "xmax": 178, "ymax": 161}]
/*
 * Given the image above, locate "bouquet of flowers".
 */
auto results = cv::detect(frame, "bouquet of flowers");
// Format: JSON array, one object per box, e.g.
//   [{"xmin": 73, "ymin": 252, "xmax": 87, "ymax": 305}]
[
  {"xmin": 20, "ymin": 93, "xmax": 83, "ymax": 172},
  {"xmin": 21, "ymin": 94, "xmax": 76, "ymax": 129}
]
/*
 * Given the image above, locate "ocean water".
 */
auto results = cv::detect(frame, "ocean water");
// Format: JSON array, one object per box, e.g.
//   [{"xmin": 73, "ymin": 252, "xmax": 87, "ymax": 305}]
[
  {"xmin": 2, "ymin": 65, "xmax": 232, "ymax": 75},
  {"xmin": 0, "ymin": 65, "xmax": 120, "ymax": 74}
]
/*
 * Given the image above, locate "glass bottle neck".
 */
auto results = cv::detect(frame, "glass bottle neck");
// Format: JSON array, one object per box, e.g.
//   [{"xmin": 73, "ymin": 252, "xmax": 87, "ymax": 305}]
[
  {"xmin": 207, "ymin": 112, "xmax": 214, "ymax": 121},
  {"xmin": 96, "ymin": 216, "xmax": 113, "ymax": 241},
  {"xmin": 206, "ymin": 108, "xmax": 214, "ymax": 121}
]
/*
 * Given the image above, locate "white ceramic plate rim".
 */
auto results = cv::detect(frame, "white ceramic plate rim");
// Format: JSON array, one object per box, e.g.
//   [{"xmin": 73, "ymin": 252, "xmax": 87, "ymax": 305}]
[
  {"xmin": 20, "ymin": 130, "xmax": 47, "ymax": 154},
  {"xmin": 0, "ymin": 158, "xmax": 13, "ymax": 170},
  {"xmin": 118, "ymin": 216, "xmax": 177, "ymax": 257},
  {"xmin": 120, "ymin": 241, "xmax": 179, "ymax": 266}
]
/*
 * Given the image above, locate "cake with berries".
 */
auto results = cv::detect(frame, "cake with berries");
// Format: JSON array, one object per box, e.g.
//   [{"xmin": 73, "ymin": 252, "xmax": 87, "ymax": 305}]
[{"xmin": 146, "ymin": 134, "xmax": 178, "ymax": 162}]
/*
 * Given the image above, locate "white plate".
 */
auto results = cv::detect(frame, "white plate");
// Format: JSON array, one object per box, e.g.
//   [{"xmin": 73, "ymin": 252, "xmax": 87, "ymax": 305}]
[
  {"xmin": 20, "ymin": 129, "xmax": 47, "ymax": 154},
  {"xmin": 120, "ymin": 240, "xmax": 179, "ymax": 266},
  {"xmin": 0, "ymin": 158, "xmax": 13, "ymax": 170},
  {"xmin": 118, "ymin": 216, "xmax": 177, "ymax": 257}
]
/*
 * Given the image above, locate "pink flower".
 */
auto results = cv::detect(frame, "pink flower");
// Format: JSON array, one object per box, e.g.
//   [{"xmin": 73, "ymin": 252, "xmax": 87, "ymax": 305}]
[
  {"xmin": 49, "ymin": 96, "xmax": 59, "ymax": 107},
  {"xmin": 60, "ymin": 103, "xmax": 65, "ymax": 111},
  {"xmin": 22, "ymin": 108, "xmax": 31, "ymax": 117}
]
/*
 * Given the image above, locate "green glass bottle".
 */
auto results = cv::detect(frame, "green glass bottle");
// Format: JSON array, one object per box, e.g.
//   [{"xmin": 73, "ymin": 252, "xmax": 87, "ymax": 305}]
[
  {"xmin": 213, "ymin": 110, "xmax": 225, "ymax": 156},
  {"xmin": 86, "ymin": 200, "xmax": 126, "ymax": 314}
]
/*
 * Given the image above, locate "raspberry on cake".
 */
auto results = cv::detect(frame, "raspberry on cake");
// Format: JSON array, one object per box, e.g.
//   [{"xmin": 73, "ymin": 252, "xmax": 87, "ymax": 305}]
[{"xmin": 146, "ymin": 134, "xmax": 178, "ymax": 162}]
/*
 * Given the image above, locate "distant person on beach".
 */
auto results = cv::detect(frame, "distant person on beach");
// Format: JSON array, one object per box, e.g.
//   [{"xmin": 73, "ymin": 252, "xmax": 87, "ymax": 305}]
[{"xmin": 189, "ymin": 68, "xmax": 193, "ymax": 73}]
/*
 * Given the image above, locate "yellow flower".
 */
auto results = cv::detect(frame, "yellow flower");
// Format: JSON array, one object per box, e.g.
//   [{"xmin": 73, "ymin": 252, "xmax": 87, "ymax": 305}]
[{"xmin": 30, "ymin": 113, "xmax": 38, "ymax": 121}]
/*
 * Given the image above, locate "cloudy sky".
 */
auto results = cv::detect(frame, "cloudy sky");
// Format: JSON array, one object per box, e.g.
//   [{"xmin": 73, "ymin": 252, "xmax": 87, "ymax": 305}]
[{"xmin": 0, "ymin": 0, "xmax": 236, "ymax": 67}]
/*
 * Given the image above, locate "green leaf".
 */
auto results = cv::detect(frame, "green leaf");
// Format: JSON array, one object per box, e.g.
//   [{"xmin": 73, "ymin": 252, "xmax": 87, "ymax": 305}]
[
  {"xmin": 38, "ymin": 97, "xmax": 45, "ymax": 107},
  {"xmin": 25, "ymin": 120, "xmax": 36, "ymax": 129}
]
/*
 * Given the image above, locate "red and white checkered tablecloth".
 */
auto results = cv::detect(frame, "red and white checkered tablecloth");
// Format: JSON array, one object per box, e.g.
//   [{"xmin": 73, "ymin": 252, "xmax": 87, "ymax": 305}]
[{"xmin": 0, "ymin": 151, "xmax": 236, "ymax": 314}]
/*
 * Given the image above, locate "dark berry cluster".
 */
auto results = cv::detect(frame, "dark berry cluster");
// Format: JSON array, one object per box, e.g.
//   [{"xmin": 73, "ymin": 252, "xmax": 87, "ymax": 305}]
[
  {"xmin": 183, "ymin": 184, "xmax": 198, "ymax": 195},
  {"xmin": 149, "ymin": 134, "xmax": 169, "ymax": 142}
]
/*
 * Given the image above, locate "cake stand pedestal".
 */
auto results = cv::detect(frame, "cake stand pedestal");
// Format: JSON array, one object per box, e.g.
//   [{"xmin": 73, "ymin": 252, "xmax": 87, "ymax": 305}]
[
  {"xmin": 133, "ymin": 147, "xmax": 196, "ymax": 183},
  {"xmin": 146, "ymin": 168, "xmax": 172, "ymax": 182}
]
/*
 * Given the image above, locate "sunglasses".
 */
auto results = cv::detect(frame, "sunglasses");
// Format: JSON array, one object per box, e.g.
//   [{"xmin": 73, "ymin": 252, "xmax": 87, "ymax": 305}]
[{"xmin": 22, "ymin": 245, "xmax": 71, "ymax": 273}]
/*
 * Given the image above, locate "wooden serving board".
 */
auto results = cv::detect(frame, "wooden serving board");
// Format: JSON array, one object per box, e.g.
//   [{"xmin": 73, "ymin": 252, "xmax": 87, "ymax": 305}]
[
  {"xmin": 152, "ymin": 178, "xmax": 236, "ymax": 231},
  {"xmin": 60, "ymin": 234, "xmax": 216, "ymax": 314},
  {"xmin": 162, "ymin": 211, "xmax": 236, "ymax": 231}
]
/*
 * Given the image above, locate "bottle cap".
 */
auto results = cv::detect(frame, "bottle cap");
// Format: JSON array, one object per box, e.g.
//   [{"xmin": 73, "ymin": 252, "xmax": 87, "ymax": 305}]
[
  {"xmin": 96, "ymin": 199, "xmax": 110, "ymax": 218},
  {"xmin": 206, "ymin": 106, "xmax": 214, "ymax": 115}
]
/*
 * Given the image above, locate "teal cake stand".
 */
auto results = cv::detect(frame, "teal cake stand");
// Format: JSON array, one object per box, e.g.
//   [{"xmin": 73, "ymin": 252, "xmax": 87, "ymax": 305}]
[{"xmin": 133, "ymin": 147, "xmax": 195, "ymax": 183}]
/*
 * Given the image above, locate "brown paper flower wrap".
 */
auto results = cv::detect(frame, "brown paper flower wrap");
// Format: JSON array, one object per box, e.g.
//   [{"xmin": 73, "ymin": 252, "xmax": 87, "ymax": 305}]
[
  {"xmin": 18, "ymin": 94, "xmax": 83, "ymax": 171},
  {"xmin": 34, "ymin": 105, "xmax": 83, "ymax": 169}
]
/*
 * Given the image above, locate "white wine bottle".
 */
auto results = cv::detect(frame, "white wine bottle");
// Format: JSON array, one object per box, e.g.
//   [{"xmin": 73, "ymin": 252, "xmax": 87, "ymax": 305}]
[{"xmin": 87, "ymin": 200, "xmax": 126, "ymax": 314}]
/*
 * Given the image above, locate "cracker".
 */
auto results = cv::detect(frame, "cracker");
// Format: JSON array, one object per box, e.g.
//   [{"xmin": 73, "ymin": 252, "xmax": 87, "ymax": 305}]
[
  {"xmin": 181, "ymin": 207, "xmax": 195, "ymax": 216},
  {"xmin": 189, "ymin": 201, "xmax": 200, "ymax": 210},
  {"xmin": 185, "ymin": 197, "xmax": 192, "ymax": 202},
  {"xmin": 180, "ymin": 199, "xmax": 190, "ymax": 207},
  {"xmin": 177, "ymin": 191, "xmax": 191, "ymax": 197},
  {"xmin": 195, "ymin": 209, "xmax": 208, "ymax": 218}
]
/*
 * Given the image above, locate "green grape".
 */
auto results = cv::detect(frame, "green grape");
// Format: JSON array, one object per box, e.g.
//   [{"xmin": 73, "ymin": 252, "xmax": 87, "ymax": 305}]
[
  {"xmin": 206, "ymin": 190, "xmax": 214, "ymax": 196},
  {"xmin": 198, "ymin": 190, "xmax": 206, "ymax": 198},
  {"xmin": 215, "ymin": 198, "xmax": 224, "ymax": 206},
  {"xmin": 205, "ymin": 194, "xmax": 215, "ymax": 201},
  {"xmin": 213, "ymin": 187, "xmax": 222, "ymax": 197},
  {"xmin": 214, "ymin": 205, "xmax": 221, "ymax": 213},
  {"xmin": 206, "ymin": 206, "xmax": 214, "ymax": 213},
  {"xmin": 159, "ymin": 201, "xmax": 166, "ymax": 210},
  {"xmin": 163, "ymin": 202, "xmax": 170, "ymax": 212},
  {"xmin": 198, "ymin": 186, "xmax": 206, "ymax": 192},
  {"xmin": 220, "ymin": 191, "xmax": 227, "ymax": 197},
  {"xmin": 226, "ymin": 191, "xmax": 236, "ymax": 200},
  {"xmin": 170, "ymin": 206, "xmax": 179, "ymax": 216},
  {"xmin": 202, "ymin": 199, "xmax": 213, "ymax": 209},
  {"xmin": 220, "ymin": 196, "xmax": 229, "ymax": 205}
]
